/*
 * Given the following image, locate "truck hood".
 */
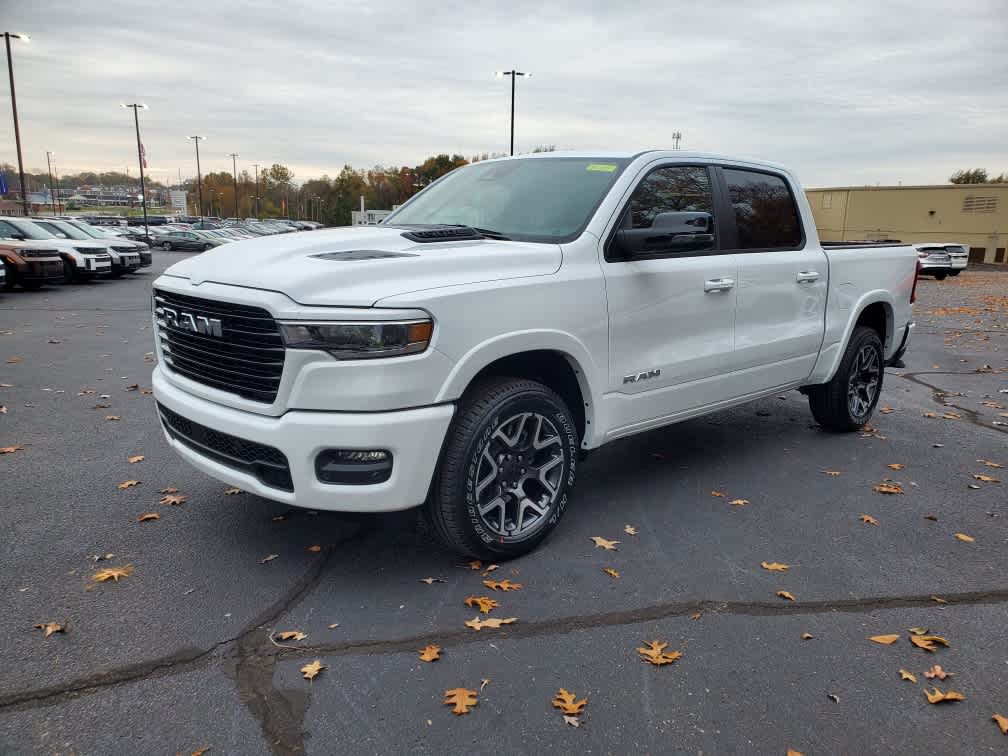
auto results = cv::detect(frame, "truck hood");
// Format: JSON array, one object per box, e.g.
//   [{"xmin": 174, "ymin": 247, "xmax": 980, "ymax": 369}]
[{"xmin": 161, "ymin": 226, "xmax": 562, "ymax": 306}]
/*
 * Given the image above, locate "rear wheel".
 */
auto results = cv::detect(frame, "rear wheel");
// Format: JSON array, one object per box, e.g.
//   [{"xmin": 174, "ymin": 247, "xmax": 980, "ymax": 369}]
[
  {"xmin": 949, "ymin": 270, "xmax": 960, "ymax": 277},
  {"xmin": 807, "ymin": 326, "xmax": 884, "ymax": 432},
  {"xmin": 3, "ymin": 262, "xmax": 15, "ymax": 290},
  {"xmin": 425, "ymin": 377, "xmax": 579, "ymax": 559},
  {"xmin": 934, "ymin": 272, "xmax": 947, "ymax": 280},
  {"xmin": 162, "ymin": 241, "xmax": 172, "ymax": 251}
]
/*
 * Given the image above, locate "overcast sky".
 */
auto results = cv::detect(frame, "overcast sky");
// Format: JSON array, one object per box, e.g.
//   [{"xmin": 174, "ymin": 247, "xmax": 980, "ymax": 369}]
[{"xmin": 3, "ymin": 0, "xmax": 1005, "ymax": 188}]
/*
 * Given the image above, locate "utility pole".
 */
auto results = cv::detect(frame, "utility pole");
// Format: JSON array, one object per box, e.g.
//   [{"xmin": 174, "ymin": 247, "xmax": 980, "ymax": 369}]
[
  {"xmin": 4, "ymin": 32, "xmax": 30, "ymax": 215},
  {"xmin": 495, "ymin": 69, "xmax": 530, "ymax": 156},
  {"xmin": 252, "ymin": 163, "xmax": 260, "ymax": 219},
  {"xmin": 187, "ymin": 135, "xmax": 205, "ymax": 218},
  {"xmin": 672, "ymin": 131, "xmax": 682, "ymax": 150},
  {"xmin": 122, "ymin": 103, "xmax": 150, "ymax": 239},
  {"xmin": 45, "ymin": 151, "xmax": 57, "ymax": 215},
  {"xmin": 228, "ymin": 152, "xmax": 240, "ymax": 218}
]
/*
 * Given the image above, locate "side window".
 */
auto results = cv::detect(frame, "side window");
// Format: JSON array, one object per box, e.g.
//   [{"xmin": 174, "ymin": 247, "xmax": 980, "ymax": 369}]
[
  {"xmin": 629, "ymin": 166, "xmax": 714, "ymax": 228},
  {"xmin": 723, "ymin": 169, "xmax": 802, "ymax": 249},
  {"xmin": 0, "ymin": 220, "xmax": 17, "ymax": 238}
]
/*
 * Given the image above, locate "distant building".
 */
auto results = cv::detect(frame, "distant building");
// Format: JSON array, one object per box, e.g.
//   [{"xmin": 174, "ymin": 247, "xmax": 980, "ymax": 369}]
[
  {"xmin": 169, "ymin": 190, "xmax": 187, "ymax": 213},
  {"xmin": 806, "ymin": 183, "xmax": 1007, "ymax": 264},
  {"xmin": 351, "ymin": 209, "xmax": 393, "ymax": 225}
]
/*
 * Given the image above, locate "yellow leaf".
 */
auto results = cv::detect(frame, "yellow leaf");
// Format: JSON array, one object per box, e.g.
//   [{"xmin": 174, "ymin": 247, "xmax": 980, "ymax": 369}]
[
  {"xmin": 860, "ymin": 514, "xmax": 880, "ymax": 525},
  {"xmin": 873, "ymin": 483, "xmax": 904, "ymax": 495},
  {"xmin": 418, "ymin": 644, "xmax": 441, "ymax": 662},
  {"xmin": 623, "ymin": 524, "xmax": 637, "ymax": 536},
  {"xmin": 776, "ymin": 591, "xmax": 796, "ymax": 601},
  {"xmin": 160, "ymin": 494, "xmax": 187, "ymax": 506},
  {"xmin": 972, "ymin": 474, "xmax": 1000, "ymax": 483},
  {"xmin": 899, "ymin": 669, "xmax": 917, "ymax": 683},
  {"xmin": 117, "ymin": 479, "xmax": 140, "ymax": 489},
  {"xmin": 483, "ymin": 578, "xmax": 522, "ymax": 591},
  {"xmin": 822, "ymin": 470, "xmax": 841, "ymax": 477},
  {"xmin": 729, "ymin": 498, "xmax": 750, "ymax": 507},
  {"xmin": 590, "ymin": 536, "xmax": 619, "ymax": 550},
  {"xmin": 274, "ymin": 631, "xmax": 307, "ymax": 641},
  {"xmin": 468, "ymin": 560, "xmax": 482, "ymax": 570},
  {"xmin": 191, "ymin": 746, "xmax": 209, "ymax": 756},
  {"xmin": 977, "ymin": 459, "xmax": 1003, "ymax": 469},
  {"xmin": 787, "ymin": 750, "xmax": 804, "ymax": 756},
  {"xmin": 603, "ymin": 567, "xmax": 620, "ymax": 579},
  {"xmin": 924, "ymin": 687, "xmax": 965, "ymax": 704},
  {"xmin": 443, "ymin": 687, "xmax": 478, "ymax": 715},
  {"xmin": 710, "ymin": 490, "xmax": 726, "ymax": 497},
  {"xmin": 910, "ymin": 635, "xmax": 950, "ymax": 652},
  {"xmin": 104, "ymin": 415, "xmax": 121, "ymax": 422},
  {"xmin": 308, "ymin": 545, "xmax": 322, "ymax": 553},
  {"xmin": 551, "ymin": 688, "xmax": 588, "ymax": 715},
  {"xmin": 33, "ymin": 621, "xmax": 66, "ymax": 638},
  {"xmin": 942, "ymin": 412, "xmax": 961, "ymax": 420},
  {"xmin": 223, "ymin": 487, "xmax": 243, "ymax": 495},
  {"xmin": 930, "ymin": 595, "xmax": 948, "ymax": 604},
  {"xmin": 464, "ymin": 595, "xmax": 500, "ymax": 614},
  {"xmin": 127, "ymin": 455, "xmax": 145, "ymax": 464},
  {"xmin": 328, "ymin": 623, "xmax": 339, "ymax": 629},
  {"xmin": 887, "ymin": 463, "xmax": 905, "ymax": 470},
  {"xmin": 879, "ymin": 406, "xmax": 896, "ymax": 414},
  {"xmin": 464, "ymin": 616, "xmax": 517, "ymax": 631},
  {"xmin": 0, "ymin": 443, "xmax": 24, "ymax": 454},
  {"xmin": 92, "ymin": 565, "xmax": 133, "ymax": 583},
  {"xmin": 869, "ymin": 634, "xmax": 901, "ymax": 645},
  {"xmin": 636, "ymin": 639, "xmax": 683, "ymax": 666},
  {"xmin": 136, "ymin": 512, "xmax": 160, "ymax": 522},
  {"xmin": 908, "ymin": 627, "xmax": 929, "ymax": 636},
  {"xmin": 801, "ymin": 632, "xmax": 814, "ymax": 640},
  {"xmin": 922, "ymin": 411, "xmax": 938, "ymax": 418},
  {"xmin": 923, "ymin": 665, "xmax": 951, "ymax": 680},
  {"xmin": 954, "ymin": 533, "xmax": 975, "ymax": 543},
  {"xmin": 761, "ymin": 561, "xmax": 791, "ymax": 572},
  {"xmin": 993, "ymin": 714, "xmax": 1008, "ymax": 735},
  {"xmin": 159, "ymin": 487, "xmax": 178, "ymax": 494},
  {"xmin": 300, "ymin": 659, "xmax": 325, "ymax": 680}
]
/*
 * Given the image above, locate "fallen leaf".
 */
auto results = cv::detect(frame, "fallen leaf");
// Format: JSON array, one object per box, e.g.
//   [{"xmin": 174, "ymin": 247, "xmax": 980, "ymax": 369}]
[
  {"xmin": 710, "ymin": 490, "xmax": 726, "ymax": 498},
  {"xmin": 308, "ymin": 545, "xmax": 322, "ymax": 553},
  {"xmin": 603, "ymin": 567, "xmax": 620, "ymax": 579},
  {"xmin": 924, "ymin": 687, "xmax": 965, "ymax": 704},
  {"xmin": 954, "ymin": 533, "xmax": 975, "ymax": 543},
  {"xmin": 924, "ymin": 665, "xmax": 951, "ymax": 680},
  {"xmin": 823, "ymin": 470, "xmax": 841, "ymax": 477},
  {"xmin": 623, "ymin": 524, "xmax": 638, "ymax": 536},
  {"xmin": 972, "ymin": 474, "xmax": 1000, "ymax": 483},
  {"xmin": 729, "ymin": 498, "xmax": 750, "ymax": 506},
  {"xmin": 443, "ymin": 687, "xmax": 478, "ymax": 715},
  {"xmin": 6, "ymin": 356, "xmax": 22, "ymax": 363},
  {"xmin": 908, "ymin": 627, "xmax": 929, "ymax": 636},
  {"xmin": 922, "ymin": 411, "xmax": 938, "ymax": 418},
  {"xmin": 159, "ymin": 487, "xmax": 178, "ymax": 494},
  {"xmin": 191, "ymin": 746, "xmax": 209, "ymax": 756},
  {"xmin": 481, "ymin": 564, "xmax": 499, "ymax": 576},
  {"xmin": 930, "ymin": 595, "xmax": 948, "ymax": 604},
  {"xmin": 899, "ymin": 669, "xmax": 917, "ymax": 682},
  {"xmin": 637, "ymin": 639, "xmax": 683, "ymax": 666},
  {"xmin": 464, "ymin": 595, "xmax": 500, "ymax": 614},
  {"xmin": 480, "ymin": 679, "xmax": 490, "ymax": 692},
  {"xmin": 691, "ymin": 611, "xmax": 703, "ymax": 621},
  {"xmin": 860, "ymin": 514, "xmax": 880, "ymax": 525},
  {"xmin": 468, "ymin": 560, "xmax": 482, "ymax": 571},
  {"xmin": 33, "ymin": 621, "xmax": 66, "ymax": 638},
  {"xmin": 419, "ymin": 644, "xmax": 441, "ymax": 662},
  {"xmin": 464, "ymin": 616, "xmax": 517, "ymax": 631},
  {"xmin": 0, "ymin": 405, "xmax": 6, "ymax": 414},
  {"xmin": 223, "ymin": 487, "xmax": 243, "ymax": 495},
  {"xmin": 879, "ymin": 407, "xmax": 896, "ymax": 414},
  {"xmin": 1, "ymin": 444, "xmax": 24, "ymax": 454},
  {"xmin": 127, "ymin": 455, "xmax": 144, "ymax": 464},
  {"xmin": 801, "ymin": 632, "xmax": 814, "ymax": 640},
  {"xmin": 590, "ymin": 536, "xmax": 619, "ymax": 550},
  {"xmin": 993, "ymin": 714, "xmax": 1008, "ymax": 735},
  {"xmin": 260, "ymin": 554, "xmax": 279, "ymax": 564},
  {"xmin": 551, "ymin": 688, "xmax": 588, "ymax": 715},
  {"xmin": 873, "ymin": 483, "xmax": 904, "ymax": 495},
  {"xmin": 910, "ymin": 634, "xmax": 950, "ymax": 652},
  {"xmin": 300, "ymin": 660, "xmax": 325, "ymax": 681},
  {"xmin": 887, "ymin": 463, "xmax": 905, "ymax": 470},
  {"xmin": 104, "ymin": 415, "xmax": 121, "ymax": 422},
  {"xmin": 977, "ymin": 459, "xmax": 1003, "ymax": 469},
  {"xmin": 136, "ymin": 512, "xmax": 160, "ymax": 522},
  {"xmin": 924, "ymin": 514, "xmax": 939, "ymax": 521},
  {"xmin": 761, "ymin": 561, "xmax": 791, "ymax": 572},
  {"xmin": 563, "ymin": 715, "xmax": 581, "ymax": 727},
  {"xmin": 92, "ymin": 565, "xmax": 133, "ymax": 583},
  {"xmin": 160, "ymin": 493, "xmax": 187, "ymax": 506},
  {"xmin": 483, "ymin": 579, "xmax": 522, "ymax": 591},
  {"xmin": 274, "ymin": 631, "xmax": 307, "ymax": 641},
  {"xmin": 141, "ymin": 389, "xmax": 153, "ymax": 395},
  {"xmin": 869, "ymin": 634, "xmax": 901, "ymax": 645},
  {"xmin": 93, "ymin": 403, "xmax": 111, "ymax": 409},
  {"xmin": 125, "ymin": 384, "xmax": 139, "ymax": 391},
  {"xmin": 117, "ymin": 479, "xmax": 140, "ymax": 489},
  {"xmin": 787, "ymin": 750, "xmax": 804, "ymax": 756},
  {"xmin": 942, "ymin": 412, "xmax": 961, "ymax": 420},
  {"xmin": 777, "ymin": 591, "xmax": 796, "ymax": 601},
  {"xmin": 328, "ymin": 623, "xmax": 339, "ymax": 629}
]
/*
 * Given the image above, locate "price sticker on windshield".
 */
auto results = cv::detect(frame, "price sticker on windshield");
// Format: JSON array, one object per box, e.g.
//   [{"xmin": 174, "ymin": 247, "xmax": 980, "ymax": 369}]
[{"xmin": 585, "ymin": 163, "xmax": 618, "ymax": 172}]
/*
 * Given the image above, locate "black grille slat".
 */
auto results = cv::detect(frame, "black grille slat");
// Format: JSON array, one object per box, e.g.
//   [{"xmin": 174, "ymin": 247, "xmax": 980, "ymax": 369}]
[
  {"xmin": 154, "ymin": 289, "xmax": 285, "ymax": 403},
  {"xmin": 158, "ymin": 403, "xmax": 292, "ymax": 490}
]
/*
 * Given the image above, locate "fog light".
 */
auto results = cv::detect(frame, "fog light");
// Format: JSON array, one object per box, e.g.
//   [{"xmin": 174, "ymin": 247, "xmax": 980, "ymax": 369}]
[{"xmin": 315, "ymin": 449, "xmax": 393, "ymax": 485}]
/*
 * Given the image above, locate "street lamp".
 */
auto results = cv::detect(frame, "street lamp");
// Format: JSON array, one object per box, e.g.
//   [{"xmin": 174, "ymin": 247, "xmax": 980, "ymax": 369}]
[
  {"xmin": 45, "ymin": 151, "xmax": 57, "ymax": 215},
  {"xmin": 122, "ymin": 103, "xmax": 150, "ymax": 239},
  {"xmin": 4, "ymin": 32, "xmax": 30, "ymax": 215},
  {"xmin": 187, "ymin": 135, "xmax": 205, "ymax": 219},
  {"xmin": 495, "ymin": 69, "xmax": 530, "ymax": 156},
  {"xmin": 228, "ymin": 152, "xmax": 239, "ymax": 218}
]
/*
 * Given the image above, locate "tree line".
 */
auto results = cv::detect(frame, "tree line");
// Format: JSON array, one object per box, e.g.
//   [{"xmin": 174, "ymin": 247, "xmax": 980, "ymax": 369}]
[{"xmin": 948, "ymin": 169, "xmax": 1008, "ymax": 184}]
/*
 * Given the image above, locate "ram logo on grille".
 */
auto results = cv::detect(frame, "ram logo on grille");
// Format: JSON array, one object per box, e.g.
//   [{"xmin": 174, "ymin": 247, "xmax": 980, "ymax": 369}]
[{"xmin": 161, "ymin": 307, "xmax": 223, "ymax": 337}]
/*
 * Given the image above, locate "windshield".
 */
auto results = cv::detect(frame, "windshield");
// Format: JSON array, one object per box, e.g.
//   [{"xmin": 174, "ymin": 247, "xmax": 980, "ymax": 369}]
[
  {"xmin": 9, "ymin": 219, "xmax": 59, "ymax": 240},
  {"xmin": 66, "ymin": 221, "xmax": 107, "ymax": 239},
  {"xmin": 385, "ymin": 157, "xmax": 629, "ymax": 243},
  {"xmin": 38, "ymin": 220, "xmax": 91, "ymax": 240}
]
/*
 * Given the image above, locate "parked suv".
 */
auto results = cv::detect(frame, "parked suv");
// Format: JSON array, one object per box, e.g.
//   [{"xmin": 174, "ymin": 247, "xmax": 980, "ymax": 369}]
[
  {"xmin": 0, "ymin": 239, "xmax": 64, "ymax": 289},
  {"xmin": 0, "ymin": 218, "xmax": 112, "ymax": 282},
  {"xmin": 61, "ymin": 219, "xmax": 152, "ymax": 270},
  {"xmin": 913, "ymin": 242, "xmax": 968, "ymax": 277}
]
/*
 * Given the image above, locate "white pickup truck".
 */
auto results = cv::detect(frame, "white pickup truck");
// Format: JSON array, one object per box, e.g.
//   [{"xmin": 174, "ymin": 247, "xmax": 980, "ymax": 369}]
[{"xmin": 152, "ymin": 151, "xmax": 918, "ymax": 558}]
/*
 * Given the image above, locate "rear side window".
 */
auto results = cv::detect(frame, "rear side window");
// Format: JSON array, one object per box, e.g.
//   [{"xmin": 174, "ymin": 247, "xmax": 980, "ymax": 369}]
[{"xmin": 723, "ymin": 169, "xmax": 802, "ymax": 249}]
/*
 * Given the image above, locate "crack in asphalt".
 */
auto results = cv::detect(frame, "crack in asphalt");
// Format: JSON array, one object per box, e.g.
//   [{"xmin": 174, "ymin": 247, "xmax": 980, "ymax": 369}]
[{"xmin": 894, "ymin": 370, "xmax": 1007, "ymax": 434}]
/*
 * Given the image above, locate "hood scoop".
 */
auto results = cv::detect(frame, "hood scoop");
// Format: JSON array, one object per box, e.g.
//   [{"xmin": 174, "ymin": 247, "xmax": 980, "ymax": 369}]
[{"xmin": 309, "ymin": 250, "xmax": 419, "ymax": 261}]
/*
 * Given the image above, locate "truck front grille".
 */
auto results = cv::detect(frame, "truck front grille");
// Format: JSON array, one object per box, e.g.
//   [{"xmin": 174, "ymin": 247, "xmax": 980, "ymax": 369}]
[
  {"xmin": 154, "ymin": 288, "xmax": 286, "ymax": 403},
  {"xmin": 157, "ymin": 402, "xmax": 293, "ymax": 491}
]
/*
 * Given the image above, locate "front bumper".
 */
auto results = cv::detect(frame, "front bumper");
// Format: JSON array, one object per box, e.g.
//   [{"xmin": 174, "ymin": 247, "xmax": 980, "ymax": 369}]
[
  {"xmin": 22, "ymin": 259, "xmax": 65, "ymax": 284},
  {"xmin": 137, "ymin": 250, "xmax": 152, "ymax": 267},
  {"xmin": 152, "ymin": 365, "xmax": 454, "ymax": 511}
]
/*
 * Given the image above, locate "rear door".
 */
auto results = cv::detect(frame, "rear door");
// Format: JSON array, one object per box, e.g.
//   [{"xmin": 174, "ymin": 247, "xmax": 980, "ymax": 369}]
[
  {"xmin": 716, "ymin": 167, "xmax": 828, "ymax": 389},
  {"xmin": 602, "ymin": 164, "xmax": 740, "ymax": 433}
]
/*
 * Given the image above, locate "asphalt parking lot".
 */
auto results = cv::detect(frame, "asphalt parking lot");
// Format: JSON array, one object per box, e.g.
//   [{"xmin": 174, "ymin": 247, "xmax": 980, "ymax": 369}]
[{"xmin": 0, "ymin": 256, "xmax": 1005, "ymax": 755}]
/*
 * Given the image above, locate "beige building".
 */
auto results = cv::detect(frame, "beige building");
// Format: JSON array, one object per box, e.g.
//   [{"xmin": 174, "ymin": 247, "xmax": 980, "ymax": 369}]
[{"xmin": 805, "ymin": 183, "xmax": 1007, "ymax": 264}]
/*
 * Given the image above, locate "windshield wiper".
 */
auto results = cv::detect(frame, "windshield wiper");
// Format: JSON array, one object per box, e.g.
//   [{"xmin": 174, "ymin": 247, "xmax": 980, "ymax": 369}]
[{"xmin": 469, "ymin": 226, "xmax": 511, "ymax": 241}]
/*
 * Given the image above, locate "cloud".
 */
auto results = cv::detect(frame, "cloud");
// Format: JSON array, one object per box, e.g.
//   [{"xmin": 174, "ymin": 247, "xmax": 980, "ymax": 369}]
[{"xmin": 2, "ymin": 0, "xmax": 1005, "ymax": 186}]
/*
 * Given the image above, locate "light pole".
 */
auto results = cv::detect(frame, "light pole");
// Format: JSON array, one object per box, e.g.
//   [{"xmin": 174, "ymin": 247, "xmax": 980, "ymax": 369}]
[
  {"xmin": 187, "ymin": 135, "xmax": 205, "ymax": 219},
  {"xmin": 228, "ymin": 152, "xmax": 239, "ymax": 218},
  {"xmin": 4, "ymin": 32, "xmax": 30, "ymax": 215},
  {"xmin": 252, "ymin": 162, "xmax": 260, "ymax": 219},
  {"xmin": 672, "ymin": 131, "xmax": 682, "ymax": 150},
  {"xmin": 495, "ymin": 69, "xmax": 530, "ymax": 156},
  {"xmin": 45, "ymin": 151, "xmax": 57, "ymax": 215},
  {"xmin": 122, "ymin": 103, "xmax": 150, "ymax": 239}
]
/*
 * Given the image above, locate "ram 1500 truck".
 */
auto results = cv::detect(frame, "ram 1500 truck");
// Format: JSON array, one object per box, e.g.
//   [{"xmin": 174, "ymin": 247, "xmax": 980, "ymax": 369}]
[{"xmin": 152, "ymin": 151, "xmax": 918, "ymax": 558}]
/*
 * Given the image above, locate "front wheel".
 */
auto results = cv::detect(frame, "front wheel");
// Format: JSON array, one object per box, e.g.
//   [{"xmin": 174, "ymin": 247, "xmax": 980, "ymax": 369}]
[
  {"xmin": 61, "ymin": 259, "xmax": 75, "ymax": 284},
  {"xmin": 934, "ymin": 272, "xmax": 947, "ymax": 280},
  {"xmin": 807, "ymin": 326, "xmax": 884, "ymax": 432},
  {"xmin": 162, "ymin": 242, "xmax": 172, "ymax": 251},
  {"xmin": 949, "ymin": 270, "xmax": 961, "ymax": 277},
  {"xmin": 202, "ymin": 244, "xmax": 213, "ymax": 251},
  {"xmin": 425, "ymin": 377, "xmax": 579, "ymax": 559}
]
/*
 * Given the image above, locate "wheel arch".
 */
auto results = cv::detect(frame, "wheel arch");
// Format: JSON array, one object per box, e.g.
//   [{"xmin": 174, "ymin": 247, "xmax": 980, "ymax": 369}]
[{"xmin": 807, "ymin": 292, "xmax": 895, "ymax": 385}]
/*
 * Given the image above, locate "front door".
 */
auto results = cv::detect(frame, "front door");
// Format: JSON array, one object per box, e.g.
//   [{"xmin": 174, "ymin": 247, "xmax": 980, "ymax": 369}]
[{"xmin": 602, "ymin": 164, "xmax": 739, "ymax": 436}]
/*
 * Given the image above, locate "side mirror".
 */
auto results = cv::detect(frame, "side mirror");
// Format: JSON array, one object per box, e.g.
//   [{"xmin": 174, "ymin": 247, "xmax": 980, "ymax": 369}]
[{"xmin": 613, "ymin": 211, "xmax": 714, "ymax": 258}]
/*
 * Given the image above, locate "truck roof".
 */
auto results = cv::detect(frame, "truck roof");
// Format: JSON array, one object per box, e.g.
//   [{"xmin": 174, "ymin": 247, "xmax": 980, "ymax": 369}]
[{"xmin": 495, "ymin": 150, "xmax": 789, "ymax": 172}]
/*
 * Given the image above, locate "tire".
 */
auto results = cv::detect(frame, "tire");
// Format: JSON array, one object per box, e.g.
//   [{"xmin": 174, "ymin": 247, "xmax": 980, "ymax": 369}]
[
  {"xmin": 3, "ymin": 263, "xmax": 16, "ymax": 290},
  {"xmin": 425, "ymin": 377, "xmax": 579, "ymax": 559},
  {"xmin": 949, "ymin": 270, "xmax": 960, "ymax": 277},
  {"xmin": 202, "ymin": 244, "xmax": 213, "ymax": 251},
  {"xmin": 20, "ymin": 279, "xmax": 43, "ymax": 290},
  {"xmin": 61, "ymin": 259, "xmax": 75, "ymax": 284},
  {"xmin": 934, "ymin": 272, "xmax": 947, "ymax": 280},
  {"xmin": 162, "ymin": 242, "xmax": 172, "ymax": 251},
  {"xmin": 807, "ymin": 326, "xmax": 884, "ymax": 432}
]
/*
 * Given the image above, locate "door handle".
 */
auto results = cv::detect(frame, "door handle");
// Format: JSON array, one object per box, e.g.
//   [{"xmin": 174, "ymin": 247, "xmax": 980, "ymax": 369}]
[
  {"xmin": 796, "ymin": 271, "xmax": 821, "ymax": 283},
  {"xmin": 704, "ymin": 278, "xmax": 735, "ymax": 293}
]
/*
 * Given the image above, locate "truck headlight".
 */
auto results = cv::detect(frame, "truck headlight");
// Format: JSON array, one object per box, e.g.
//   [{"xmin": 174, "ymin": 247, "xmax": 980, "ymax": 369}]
[{"xmin": 278, "ymin": 319, "xmax": 433, "ymax": 359}]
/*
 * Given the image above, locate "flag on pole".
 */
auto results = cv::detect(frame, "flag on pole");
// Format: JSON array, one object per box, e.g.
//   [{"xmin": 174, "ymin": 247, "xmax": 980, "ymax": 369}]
[
  {"xmin": 0, "ymin": 171, "xmax": 8, "ymax": 195},
  {"xmin": 140, "ymin": 143, "xmax": 148, "ymax": 170}
]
